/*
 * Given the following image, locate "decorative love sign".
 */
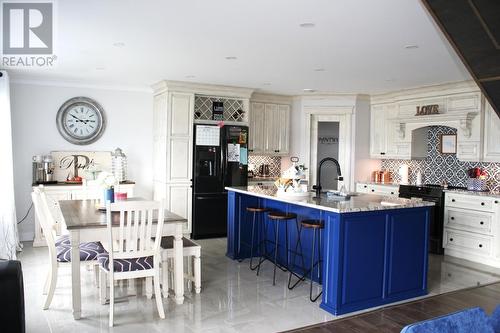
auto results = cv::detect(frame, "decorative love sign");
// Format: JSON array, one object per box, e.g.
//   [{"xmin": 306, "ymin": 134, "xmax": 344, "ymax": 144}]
[{"xmin": 416, "ymin": 104, "xmax": 439, "ymax": 116}]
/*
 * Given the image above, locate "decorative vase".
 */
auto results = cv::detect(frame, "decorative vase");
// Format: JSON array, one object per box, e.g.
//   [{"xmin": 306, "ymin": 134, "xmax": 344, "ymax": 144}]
[{"xmin": 103, "ymin": 187, "xmax": 115, "ymax": 204}]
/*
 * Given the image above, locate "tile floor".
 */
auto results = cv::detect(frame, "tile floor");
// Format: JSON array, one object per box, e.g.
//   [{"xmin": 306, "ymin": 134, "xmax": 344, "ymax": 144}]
[{"xmin": 19, "ymin": 238, "xmax": 500, "ymax": 333}]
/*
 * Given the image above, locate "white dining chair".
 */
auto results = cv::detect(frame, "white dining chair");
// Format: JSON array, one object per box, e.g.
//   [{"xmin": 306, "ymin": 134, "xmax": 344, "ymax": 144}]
[
  {"xmin": 31, "ymin": 187, "xmax": 104, "ymax": 310},
  {"xmin": 98, "ymin": 200, "xmax": 166, "ymax": 327}
]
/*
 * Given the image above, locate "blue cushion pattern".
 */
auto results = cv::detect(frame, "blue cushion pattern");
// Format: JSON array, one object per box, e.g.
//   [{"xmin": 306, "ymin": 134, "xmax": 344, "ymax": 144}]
[
  {"xmin": 55, "ymin": 235, "xmax": 70, "ymax": 247},
  {"xmin": 400, "ymin": 307, "xmax": 494, "ymax": 333},
  {"xmin": 56, "ymin": 240, "xmax": 104, "ymax": 262},
  {"xmin": 97, "ymin": 252, "xmax": 154, "ymax": 272}
]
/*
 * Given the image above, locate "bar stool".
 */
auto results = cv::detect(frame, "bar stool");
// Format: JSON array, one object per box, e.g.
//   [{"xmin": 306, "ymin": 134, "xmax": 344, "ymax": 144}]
[
  {"xmin": 290, "ymin": 219, "xmax": 324, "ymax": 302},
  {"xmin": 238, "ymin": 206, "xmax": 269, "ymax": 270},
  {"xmin": 257, "ymin": 211, "xmax": 298, "ymax": 285}
]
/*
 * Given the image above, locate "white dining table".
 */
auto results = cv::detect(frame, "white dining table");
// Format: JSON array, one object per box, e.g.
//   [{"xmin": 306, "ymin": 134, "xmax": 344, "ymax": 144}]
[{"xmin": 59, "ymin": 199, "xmax": 186, "ymax": 320}]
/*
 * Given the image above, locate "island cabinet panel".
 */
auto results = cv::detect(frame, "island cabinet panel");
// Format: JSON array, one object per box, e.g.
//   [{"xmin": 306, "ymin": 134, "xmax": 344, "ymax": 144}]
[
  {"xmin": 339, "ymin": 214, "xmax": 386, "ymax": 306},
  {"xmin": 226, "ymin": 189, "xmax": 431, "ymax": 316},
  {"xmin": 386, "ymin": 210, "xmax": 429, "ymax": 298},
  {"xmin": 321, "ymin": 208, "xmax": 429, "ymax": 315}
]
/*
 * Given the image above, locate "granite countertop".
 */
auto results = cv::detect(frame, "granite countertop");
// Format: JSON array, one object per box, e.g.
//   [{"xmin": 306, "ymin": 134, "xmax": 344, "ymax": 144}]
[
  {"xmin": 444, "ymin": 188, "xmax": 500, "ymax": 199},
  {"xmin": 226, "ymin": 185, "xmax": 434, "ymax": 214}
]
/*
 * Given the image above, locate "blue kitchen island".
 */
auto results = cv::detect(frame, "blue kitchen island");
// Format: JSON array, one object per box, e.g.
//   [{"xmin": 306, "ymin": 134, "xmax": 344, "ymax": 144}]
[{"xmin": 226, "ymin": 186, "xmax": 434, "ymax": 316}]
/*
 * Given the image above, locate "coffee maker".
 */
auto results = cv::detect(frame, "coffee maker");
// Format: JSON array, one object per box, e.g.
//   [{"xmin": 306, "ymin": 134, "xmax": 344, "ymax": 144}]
[{"xmin": 32, "ymin": 155, "xmax": 56, "ymax": 184}]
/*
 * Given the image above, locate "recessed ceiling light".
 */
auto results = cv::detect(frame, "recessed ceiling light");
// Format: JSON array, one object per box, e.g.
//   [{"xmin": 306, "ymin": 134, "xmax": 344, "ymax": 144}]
[
  {"xmin": 314, "ymin": 68, "xmax": 325, "ymax": 72},
  {"xmin": 262, "ymin": 82, "xmax": 272, "ymax": 86},
  {"xmin": 303, "ymin": 88, "xmax": 316, "ymax": 93},
  {"xmin": 404, "ymin": 44, "xmax": 419, "ymax": 49},
  {"xmin": 385, "ymin": 78, "xmax": 395, "ymax": 82},
  {"xmin": 185, "ymin": 75, "xmax": 196, "ymax": 79},
  {"xmin": 95, "ymin": 67, "xmax": 105, "ymax": 71},
  {"xmin": 225, "ymin": 56, "xmax": 238, "ymax": 60},
  {"xmin": 299, "ymin": 22, "xmax": 315, "ymax": 28},
  {"xmin": 113, "ymin": 42, "xmax": 125, "ymax": 47}
]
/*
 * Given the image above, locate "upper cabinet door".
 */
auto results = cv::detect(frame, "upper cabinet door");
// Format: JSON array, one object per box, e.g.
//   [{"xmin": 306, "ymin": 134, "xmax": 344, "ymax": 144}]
[
  {"xmin": 265, "ymin": 104, "xmax": 280, "ymax": 153},
  {"xmin": 169, "ymin": 93, "xmax": 194, "ymax": 137},
  {"xmin": 370, "ymin": 105, "xmax": 387, "ymax": 158},
  {"xmin": 277, "ymin": 105, "xmax": 290, "ymax": 155},
  {"xmin": 249, "ymin": 102, "xmax": 265, "ymax": 153},
  {"xmin": 483, "ymin": 102, "xmax": 500, "ymax": 163}
]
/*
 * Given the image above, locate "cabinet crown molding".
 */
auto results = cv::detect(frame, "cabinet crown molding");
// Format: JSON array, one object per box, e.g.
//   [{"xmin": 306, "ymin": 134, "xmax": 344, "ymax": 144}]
[
  {"xmin": 152, "ymin": 80, "xmax": 254, "ymax": 98},
  {"xmin": 371, "ymin": 80, "xmax": 480, "ymax": 105}
]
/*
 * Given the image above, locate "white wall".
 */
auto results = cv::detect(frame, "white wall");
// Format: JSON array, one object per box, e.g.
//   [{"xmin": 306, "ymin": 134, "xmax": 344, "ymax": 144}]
[{"xmin": 10, "ymin": 81, "xmax": 153, "ymax": 241}]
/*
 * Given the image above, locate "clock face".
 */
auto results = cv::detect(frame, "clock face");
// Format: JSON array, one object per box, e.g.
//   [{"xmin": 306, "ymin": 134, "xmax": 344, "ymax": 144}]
[
  {"xmin": 63, "ymin": 104, "xmax": 101, "ymax": 139},
  {"xmin": 56, "ymin": 97, "xmax": 106, "ymax": 145}
]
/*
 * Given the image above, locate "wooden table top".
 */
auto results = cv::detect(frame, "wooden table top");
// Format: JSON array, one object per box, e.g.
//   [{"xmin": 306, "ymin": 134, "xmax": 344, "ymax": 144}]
[{"xmin": 59, "ymin": 199, "xmax": 187, "ymax": 230}]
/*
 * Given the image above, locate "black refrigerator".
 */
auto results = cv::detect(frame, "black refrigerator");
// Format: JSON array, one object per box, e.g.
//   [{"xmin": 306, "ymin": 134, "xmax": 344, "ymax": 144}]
[{"xmin": 192, "ymin": 124, "xmax": 248, "ymax": 239}]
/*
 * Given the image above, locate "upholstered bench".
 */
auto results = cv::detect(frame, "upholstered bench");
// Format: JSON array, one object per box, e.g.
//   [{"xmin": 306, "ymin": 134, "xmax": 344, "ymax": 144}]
[{"xmin": 400, "ymin": 306, "xmax": 500, "ymax": 333}]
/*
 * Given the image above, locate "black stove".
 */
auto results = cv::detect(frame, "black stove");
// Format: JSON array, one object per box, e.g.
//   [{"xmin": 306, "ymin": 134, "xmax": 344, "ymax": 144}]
[{"xmin": 398, "ymin": 184, "xmax": 466, "ymax": 254}]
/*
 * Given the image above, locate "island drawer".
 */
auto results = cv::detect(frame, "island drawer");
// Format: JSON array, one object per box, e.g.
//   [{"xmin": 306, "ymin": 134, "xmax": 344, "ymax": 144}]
[
  {"xmin": 443, "ymin": 229, "xmax": 492, "ymax": 257},
  {"xmin": 445, "ymin": 193, "xmax": 498, "ymax": 212},
  {"xmin": 444, "ymin": 208, "xmax": 493, "ymax": 235}
]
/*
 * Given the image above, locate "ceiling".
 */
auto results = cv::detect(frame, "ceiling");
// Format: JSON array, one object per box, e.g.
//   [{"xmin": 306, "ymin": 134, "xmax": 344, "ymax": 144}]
[{"xmin": 5, "ymin": 0, "xmax": 471, "ymax": 95}]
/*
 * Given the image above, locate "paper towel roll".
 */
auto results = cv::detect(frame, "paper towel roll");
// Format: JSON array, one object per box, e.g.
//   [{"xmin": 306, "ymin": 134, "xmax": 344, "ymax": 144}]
[{"xmin": 399, "ymin": 164, "xmax": 409, "ymax": 184}]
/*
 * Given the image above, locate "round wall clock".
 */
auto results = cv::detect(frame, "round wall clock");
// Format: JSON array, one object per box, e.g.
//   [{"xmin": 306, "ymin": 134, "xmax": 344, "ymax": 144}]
[{"xmin": 56, "ymin": 97, "xmax": 106, "ymax": 145}]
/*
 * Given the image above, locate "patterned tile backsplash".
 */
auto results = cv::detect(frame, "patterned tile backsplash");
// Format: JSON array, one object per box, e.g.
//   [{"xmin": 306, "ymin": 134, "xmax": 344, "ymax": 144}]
[
  {"xmin": 381, "ymin": 126, "xmax": 500, "ymax": 192},
  {"xmin": 248, "ymin": 155, "xmax": 281, "ymax": 177}
]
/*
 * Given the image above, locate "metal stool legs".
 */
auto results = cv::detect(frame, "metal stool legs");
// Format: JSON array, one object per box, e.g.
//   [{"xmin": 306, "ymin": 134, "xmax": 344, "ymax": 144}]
[
  {"xmin": 309, "ymin": 227, "xmax": 323, "ymax": 302},
  {"xmin": 287, "ymin": 221, "xmax": 306, "ymax": 290}
]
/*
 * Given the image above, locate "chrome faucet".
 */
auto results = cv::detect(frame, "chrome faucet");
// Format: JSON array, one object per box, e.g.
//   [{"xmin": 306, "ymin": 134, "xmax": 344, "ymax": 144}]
[{"xmin": 313, "ymin": 157, "xmax": 343, "ymax": 197}]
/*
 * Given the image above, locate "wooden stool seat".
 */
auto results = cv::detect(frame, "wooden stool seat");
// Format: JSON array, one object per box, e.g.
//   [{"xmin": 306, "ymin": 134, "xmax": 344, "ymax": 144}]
[
  {"xmin": 246, "ymin": 207, "xmax": 269, "ymax": 213},
  {"xmin": 268, "ymin": 212, "xmax": 298, "ymax": 220},
  {"xmin": 301, "ymin": 220, "xmax": 324, "ymax": 229}
]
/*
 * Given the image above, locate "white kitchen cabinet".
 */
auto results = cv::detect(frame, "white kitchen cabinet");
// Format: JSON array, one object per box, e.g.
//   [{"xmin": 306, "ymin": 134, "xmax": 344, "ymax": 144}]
[
  {"xmin": 153, "ymin": 90, "xmax": 194, "ymax": 234},
  {"xmin": 369, "ymin": 105, "xmax": 387, "ymax": 158},
  {"xmin": 356, "ymin": 182, "xmax": 399, "ymax": 197},
  {"xmin": 443, "ymin": 192, "xmax": 500, "ymax": 267},
  {"xmin": 249, "ymin": 102, "xmax": 290, "ymax": 156},
  {"xmin": 249, "ymin": 102, "xmax": 266, "ymax": 154},
  {"xmin": 32, "ymin": 183, "xmax": 135, "ymax": 247},
  {"xmin": 483, "ymin": 102, "xmax": 500, "ymax": 163}
]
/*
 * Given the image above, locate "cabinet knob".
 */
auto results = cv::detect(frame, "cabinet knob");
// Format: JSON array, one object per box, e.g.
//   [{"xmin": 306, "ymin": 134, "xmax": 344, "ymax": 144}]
[
  {"xmin": 249, "ymin": 149, "xmax": 254, "ymax": 152},
  {"xmin": 480, "ymin": 221, "xmax": 484, "ymax": 225},
  {"xmin": 450, "ymin": 238, "xmax": 454, "ymax": 242},
  {"xmin": 371, "ymin": 189, "xmax": 375, "ymax": 192},
  {"xmin": 481, "ymin": 202, "xmax": 485, "ymax": 206},
  {"xmin": 364, "ymin": 185, "xmax": 367, "ymax": 188},
  {"xmin": 479, "ymin": 244, "xmax": 483, "ymax": 248},
  {"xmin": 450, "ymin": 216, "xmax": 455, "ymax": 220},
  {"xmin": 452, "ymin": 199, "xmax": 456, "ymax": 202},
  {"xmin": 391, "ymin": 192, "xmax": 394, "ymax": 195},
  {"xmin": 495, "ymin": 200, "xmax": 498, "ymax": 204}
]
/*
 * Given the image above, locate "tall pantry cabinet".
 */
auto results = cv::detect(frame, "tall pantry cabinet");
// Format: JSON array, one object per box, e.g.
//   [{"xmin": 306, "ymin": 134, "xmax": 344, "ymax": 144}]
[{"xmin": 153, "ymin": 84, "xmax": 194, "ymax": 234}]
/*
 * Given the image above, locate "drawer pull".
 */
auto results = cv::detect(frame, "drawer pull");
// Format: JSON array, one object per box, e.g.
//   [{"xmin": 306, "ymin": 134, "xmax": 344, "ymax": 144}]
[
  {"xmin": 450, "ymin": 216, "xmax": 455, "ymax": 220},
  {"xmin": 391, "ymin": 192, "xmax": 394, "ymax": 195},
  {"xmin": 450, "ymin": 238, "xmax": 454, "ymax": 242},
  {"xmin": 481, "ymin": 202, "xmax": 485, "ymax": 206},
  {"xmin": 452, "ymin": 199, "xmax": 456, "ymax": 202},
  {"xmin": 480, "ymin": 221, "xmax": 484, "ymax": 225},
  {"xmin": 479, "ymin": 244, "xmax": 483, "ymax": 248}
]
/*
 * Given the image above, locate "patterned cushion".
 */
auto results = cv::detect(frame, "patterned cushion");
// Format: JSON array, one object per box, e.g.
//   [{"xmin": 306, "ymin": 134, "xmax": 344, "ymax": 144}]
[
  {"xmin": 97, "ymin": 252, "xmax": 154, "ymax": 272},
  {"xmin": 55, "ymin": 235, "xmax": 70, "ymax": 247},
  {"xmin": 56, "ymin": 241, "xmax": 104, "ymax": 262}
]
